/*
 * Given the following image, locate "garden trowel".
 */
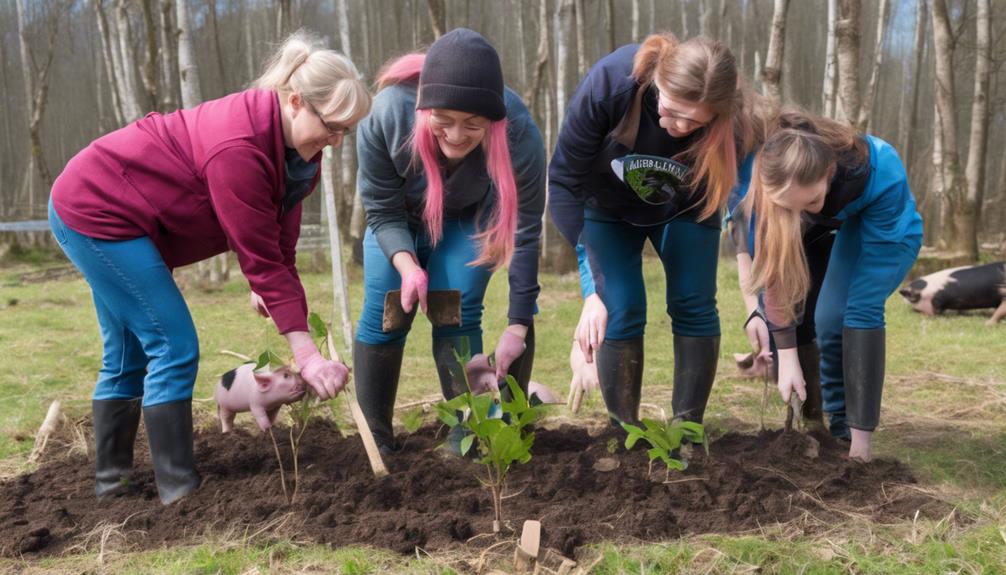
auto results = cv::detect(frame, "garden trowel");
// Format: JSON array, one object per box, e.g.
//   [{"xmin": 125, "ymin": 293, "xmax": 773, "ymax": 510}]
[{"xmin": 382, "ymin": 289, "xmax": 461, "ymax": 332}]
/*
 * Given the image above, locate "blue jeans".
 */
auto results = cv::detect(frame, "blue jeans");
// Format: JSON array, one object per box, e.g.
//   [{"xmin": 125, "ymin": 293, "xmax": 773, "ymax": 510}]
[
  {"xmin": 816, "ymin": 216, "xmax": 921, "ymax": 417},
  {"xmin": 48, "ymin": 201, "xmax": 199, "ymax": 406},
  {"xmin": 578, "ymin": 213, "xmax": 721, "ymax": 340},
  {"xmin": 356, "ymin": 218, "xmax": 494, "ymax": 349}
]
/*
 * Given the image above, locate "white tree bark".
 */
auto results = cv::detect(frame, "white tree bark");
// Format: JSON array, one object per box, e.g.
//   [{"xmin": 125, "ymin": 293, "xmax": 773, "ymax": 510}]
[
  {"xmin": 898, "ymin": 0, "xmax": 926, "ymax": 171},
  {"xmin": 835, "ymin": 0, "xmax": 861, "ymax": 125},
  {"xmin": 242, "ymin": 0, "xmax": 256, "ymax": 82},
  {"xmin": 138, "ymin": 0, "xmax": 159, "ymax": 111},
  {"xmin": 114, "ymin": 0, "xmax": 144, "ymax": 120},
  {"xmin": 822, "ymin": 0, "xmax": 838, "ymax": 117},
  {"xmin": 679, "ymin": 0, "xmax": 689, "ymax": 38},
  {"xmin": 176, "ymin": 0, "xmax": 202, "ymax": 109},
  {"xmin": 761, "ymin": 0, "xmax": 790, "ymax": 106},
  {"xmin": 556, "ymin": 0, "xmax": 574, "ymax": 127},
  {"xmin": 15, "ymin": 0, "xmax": 34, "ymax": 115},
  {"xmin": 158, "ymin": 0, "xmax": 178, "ymax": 111},
  {"xmin": 857, "ymin": 0, "xmax": 889, "ymax": 131},
  {"xmin": 931, "ymin": 0, "xmax": 964, "ymax": 250},
  {"xmin": 961, "ymin": 0, "xmax": 990, "ymax": 258},
  {"xmin": 574, "ymin": 0, "xmax": 587, "ymax": 76},
  {"xmin": 631, "ymin": 0, "xmax": 639, "ymax": 40},
  {"xmin": 94, "ymin": 0, "xmax": 125, "ymax": 125}
]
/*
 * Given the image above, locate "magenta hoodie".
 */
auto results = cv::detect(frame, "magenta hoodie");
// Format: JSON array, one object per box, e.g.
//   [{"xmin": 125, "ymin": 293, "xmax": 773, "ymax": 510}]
[{"xmin": 51, "ymin": 89, "xmax": 317, "ymax": 334}]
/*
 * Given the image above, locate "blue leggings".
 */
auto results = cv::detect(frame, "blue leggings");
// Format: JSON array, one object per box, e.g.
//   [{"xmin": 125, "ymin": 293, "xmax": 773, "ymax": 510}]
[
  {"xmin": 579, "ymin": 213, "xmax": 720, "ymax": 340},
  {"xmin": 48, "ymin": 201, "xmax": 199, "ymax": 406},
  {"xmin": 356, "ymin": 218, "xmax": 493, "ymax": 349},
  {"xmin": 816, "ymin": 217, "xmax": 921, "ymax": 415}
]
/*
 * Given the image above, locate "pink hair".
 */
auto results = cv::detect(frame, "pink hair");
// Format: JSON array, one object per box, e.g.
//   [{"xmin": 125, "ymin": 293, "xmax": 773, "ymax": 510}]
[{"xmin": 379, "ymin": 52, "xmax": 518, "ymax": 270}]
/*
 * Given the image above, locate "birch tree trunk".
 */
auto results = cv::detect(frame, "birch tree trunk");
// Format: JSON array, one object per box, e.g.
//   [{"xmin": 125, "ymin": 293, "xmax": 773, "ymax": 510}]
[
  {"xmin": 114, "ymin": 0, "xmax": 144, "ymax": 120},
  {"xmin": 761, "ymin": 0, "xmax": 790, "ymax": 107},
  {"xmin": 931, "ymin": 0, "xmax": 963, "ymax": 250},
  {"xmin": 276, "ymin": 0, "xmax": 292, "ymax": 39},
  {"xmin": 176, "ymin": 0, "xmax": 202, "ymax": 109},
  {"xmin": 898, "ymin": 0, "xmax": 926, "ymax": 176},
  {"xmin": 138, "ymin": 0, "xmax": 159, "ymax": 111},
  {"xmin": 959, "ymin": 0, "xmax": 990, "ymax": 259},
  {"xmin": 835, "ymin": 0, "xmax": 861, "ymax": 125},
  {"xmin": 547, "ymin": 0, "xmax": 577, "ymax": 273},
  {"xmin": 515, "ymin": 0, "xmax": 527, "ymax": 95},
  {"xmin": 15, "ymin": 0, "xmax": 36, "ymax": 213},
  {"xmin": 158, "ymin": 0, "xmax": 178, "ymax": 111},
  {"xmin": 604, "ymin": 0, "xmax": 615, "ymax": 53},
  {"xmin": 425, "ymin": 0, "xmax": 445, "ymax": 39},
  {"xmin": 574, "ymin": 0, "xmax": 587, "ymax": 76},
  {"xmin": 242, "ymin": 0, "xmax": 256, "ymax": 82},
  {"xmin": 208, "ymin": 0, "xmax": 229, "ymax": 94},
  {"xmin": 857, "ymin": 0, "xmax": 889, "ymax": 132},
  {"xmin": 631, "ymin": 0, "xmax": 639, "ymax": 40},
  {"xmin": 94, "ymin": 0, "xmax": 125, "ymax": 125},
  {"xmin": 679, "ymin": 0, "xmax": 689, "ymax": 38}
]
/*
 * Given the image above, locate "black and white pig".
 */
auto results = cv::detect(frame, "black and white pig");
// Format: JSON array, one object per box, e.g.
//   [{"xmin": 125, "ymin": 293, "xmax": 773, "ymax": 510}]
[{"xmin": 899, "ymin": 261, "xmax": 1006, "ymax": 326}]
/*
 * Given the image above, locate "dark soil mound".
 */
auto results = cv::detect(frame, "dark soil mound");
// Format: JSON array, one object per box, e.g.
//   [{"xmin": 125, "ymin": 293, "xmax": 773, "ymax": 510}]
[{"xmin": 0, "ymin": 421, "xmax": 946, "ymax": 558}]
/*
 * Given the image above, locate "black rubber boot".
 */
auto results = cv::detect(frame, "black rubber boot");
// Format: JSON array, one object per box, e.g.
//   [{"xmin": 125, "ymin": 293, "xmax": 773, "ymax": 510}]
[
  {"xmin": 433, "ymin": 337, "xmax": 476, "ymax": 455},
  {"xmin": 843, "ymin": 327, "xmax": 885, "ymax": 432},
  {"xmin": 670, "ymin": 335, "xmax": 720, "ymax": 424},
  {"xmin": 432, "ymin": 337, "xmax": 471, "ymax": 400},
  {"xmin": 92, "ymin": 398, "xmax": 142, "ymax": 498},
  {"xmin": 798, "ymin": 342, "xmax": 825, "ymax": 429},
  {"xmin": 353, "ymin": 340, "xmax": 405, "ymax": 453},
  {"xmin": 501, "ymin": 323, "xmax": 535, "ymax": 403},
  {"xmin": 596, "ymin": 338, "xmax": 644, "ymax": 427},
  {"xmin": 143, "ymin": 400, "xmax": 201, "ymax": 505}
]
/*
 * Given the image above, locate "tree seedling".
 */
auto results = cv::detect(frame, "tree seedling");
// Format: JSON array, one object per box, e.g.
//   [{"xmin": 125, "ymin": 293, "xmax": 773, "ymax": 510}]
[
  {"xmin": 435, "ymin": 341, "xmax": 544, "ymax": 533},
  {"xmin": 621, "ymin": 418, "xmax": 707, "ymax": 482}
]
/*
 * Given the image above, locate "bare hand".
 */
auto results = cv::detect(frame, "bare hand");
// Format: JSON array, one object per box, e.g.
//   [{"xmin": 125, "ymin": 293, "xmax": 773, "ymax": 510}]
[
  {"xmin": 249, "ymin": 292, "xmax": 270, "ymax": 318},
  {"xmin": 574, "ymin": 294, "xmax": 607, "ymax": 363},
  {"xmin": 776, "ymin": 348, "xmax": 806, "ymax": 404}
]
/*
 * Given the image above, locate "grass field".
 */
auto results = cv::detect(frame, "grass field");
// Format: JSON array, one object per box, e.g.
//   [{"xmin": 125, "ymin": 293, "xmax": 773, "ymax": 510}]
[{"xmin": 1, "ymin": 247, "xmax": 1004, "ymax": 574}]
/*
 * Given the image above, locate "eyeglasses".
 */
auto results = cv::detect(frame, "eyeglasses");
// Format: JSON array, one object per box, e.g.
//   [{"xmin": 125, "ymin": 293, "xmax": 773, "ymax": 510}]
[
  {"xmin": 656, "ymin": 92, "xmax": 714, "ymax": 131},
  {"xmin": 305, "ymin": 100, "xmax": 353, "ymax": 138}
]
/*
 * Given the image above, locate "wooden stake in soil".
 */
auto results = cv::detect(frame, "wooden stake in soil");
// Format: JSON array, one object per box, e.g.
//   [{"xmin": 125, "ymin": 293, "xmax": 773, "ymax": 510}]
[
  {"xmin": 326, "ymin": 335, "xmax": 388, "ymax": 477},
  {"xmin": 28, "ymin": 400, "xmax": 61, "ymax": 463}
]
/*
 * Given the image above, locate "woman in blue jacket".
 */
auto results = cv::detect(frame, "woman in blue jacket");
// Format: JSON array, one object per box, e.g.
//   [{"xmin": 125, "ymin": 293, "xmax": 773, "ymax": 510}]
[
  {"xmin": 354, "ymin": 29, "xmax": 545, "ymax": 452},
  {"xmin": 735, "ymin": 110, "xmax": 922, "ymax": 461},
  {"xmin": 549, "ymin": 32, "xmax": 764, "ymax": 428}
]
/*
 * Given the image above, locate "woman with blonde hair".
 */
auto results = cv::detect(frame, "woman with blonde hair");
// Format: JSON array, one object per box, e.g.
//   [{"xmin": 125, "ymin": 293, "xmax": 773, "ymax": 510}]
[
  {"xmin": 49, "ymin": 31, "xmax": 370, "ymax": 503},
  {"xmin": 353, "ymin": 28, "xmax": 545, "ymax": 453},
  {"xmin": 729, "ymin": 109, "xmax": 922, "ymax": 461},
  {"xmin": 549, "ymin": 32, "xmax": 763, "ymax": 429}
]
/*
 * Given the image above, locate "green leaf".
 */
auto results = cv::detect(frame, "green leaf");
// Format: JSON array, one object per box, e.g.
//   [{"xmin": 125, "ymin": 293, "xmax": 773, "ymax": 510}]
[
  {"xmin": 435, "ymin": 404, "xmax": 459, "ymax": 428},
  {"xmin": 460, "ymin": 433, "xmax": 475, "ymax": 456},
  {"xmin": 308, "ymin": 312, "xmax": 329, "ymax": 340},
  {"xmin": 254, "ymin": 350, "xmax": 285, "ymax": 371},
  {"xmin": 402, "ymin": 408, "xmax": 424, "ymax": 434}
]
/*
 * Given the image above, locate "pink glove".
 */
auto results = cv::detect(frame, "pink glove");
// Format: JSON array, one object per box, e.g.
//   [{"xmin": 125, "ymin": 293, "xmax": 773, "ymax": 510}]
[
  {"xmin": 400, "ymin": 267, "xmax": 429, "ymax": 314},
  {"xmin": 493, "ymin": 329, "xmax": 527, "ymax": 380},
  {"xmin": 293, "ymin": 343, "xmax": 349, "ymax": 401},
  {"xmin": 465, "ymin": 354, "xmax": 498, "ymax": 395}
]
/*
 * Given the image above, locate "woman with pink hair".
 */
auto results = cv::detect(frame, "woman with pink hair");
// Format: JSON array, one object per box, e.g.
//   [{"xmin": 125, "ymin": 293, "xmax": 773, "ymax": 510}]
[{"xmin": 354, "ymin": 28, "xmax": 545, "ymax": 453}]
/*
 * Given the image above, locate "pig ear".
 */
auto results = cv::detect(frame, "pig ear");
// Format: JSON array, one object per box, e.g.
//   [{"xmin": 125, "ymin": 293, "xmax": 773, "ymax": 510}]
[{"xmin": 253, "ymin": 372, "xmax": 273, "ymax": 392}]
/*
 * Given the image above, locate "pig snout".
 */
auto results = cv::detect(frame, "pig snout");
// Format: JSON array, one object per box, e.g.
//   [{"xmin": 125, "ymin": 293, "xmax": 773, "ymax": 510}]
[{"xmin": 899, "ymin": 287, "xmax": 920, "ymax": 304}]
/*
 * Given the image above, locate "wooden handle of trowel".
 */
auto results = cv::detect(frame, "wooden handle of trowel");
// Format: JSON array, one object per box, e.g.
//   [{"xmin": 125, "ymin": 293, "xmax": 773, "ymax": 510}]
[{"xmin": 327, "ymin": 336, "xmax": 389, "ymax": 477}]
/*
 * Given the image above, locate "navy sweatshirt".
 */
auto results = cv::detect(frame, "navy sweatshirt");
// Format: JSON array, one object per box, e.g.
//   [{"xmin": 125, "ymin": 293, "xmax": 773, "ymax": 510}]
[
  {"xmin": 356, "ymin": 82, "xmax": 546, "ymax": 325},
  {"xmin": 548, "ymin": 44, "xmax": 706, "ymax": 247}
]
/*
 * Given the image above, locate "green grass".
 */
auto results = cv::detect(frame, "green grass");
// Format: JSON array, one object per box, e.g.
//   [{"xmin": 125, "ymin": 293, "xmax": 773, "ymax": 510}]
[{"xmin": 1, "ymin": 250, "xmax": 1004, "ymax": 574}]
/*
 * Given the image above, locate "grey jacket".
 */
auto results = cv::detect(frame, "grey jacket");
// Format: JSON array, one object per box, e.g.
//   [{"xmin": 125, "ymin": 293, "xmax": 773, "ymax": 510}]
[{"xmin": 356, "ymin": 82, "xmax": 546, "ymax": 325}]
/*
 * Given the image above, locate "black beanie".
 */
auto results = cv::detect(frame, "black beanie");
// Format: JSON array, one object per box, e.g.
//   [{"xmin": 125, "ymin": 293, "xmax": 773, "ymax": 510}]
[{"xmin": 417, "ymin": 28, "xmax": 506, "ymax": 121}]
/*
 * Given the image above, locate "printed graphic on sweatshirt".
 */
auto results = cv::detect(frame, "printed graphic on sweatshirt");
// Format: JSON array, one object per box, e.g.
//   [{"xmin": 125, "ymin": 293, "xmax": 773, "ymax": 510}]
[{"xmin": 610, "ymin": 154, "xmax": 690, "ymax": 205}]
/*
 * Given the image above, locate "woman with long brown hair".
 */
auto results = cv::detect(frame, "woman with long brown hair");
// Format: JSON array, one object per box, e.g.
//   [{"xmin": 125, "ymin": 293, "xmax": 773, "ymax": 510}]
[
  {"xmin": 549, "ymin": 32, "xmax": 764, "ymax": 429},
  {"xmin": 729, "ymin": 109, "xmax": 922, "ymax": 461}
]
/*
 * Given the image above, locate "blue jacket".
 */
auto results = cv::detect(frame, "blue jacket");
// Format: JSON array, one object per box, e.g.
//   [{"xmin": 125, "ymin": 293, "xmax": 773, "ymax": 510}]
[
  {"xmin": 726, "ymin": 135, "xmax": 923, "ymax": 344},
  {"xmin": 356, "ymin": 82, "xmax": 546, "ymax": 325},
  {"xmin": 548, "ymin": 44, "xmax": 706, "ymax": 248}
]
